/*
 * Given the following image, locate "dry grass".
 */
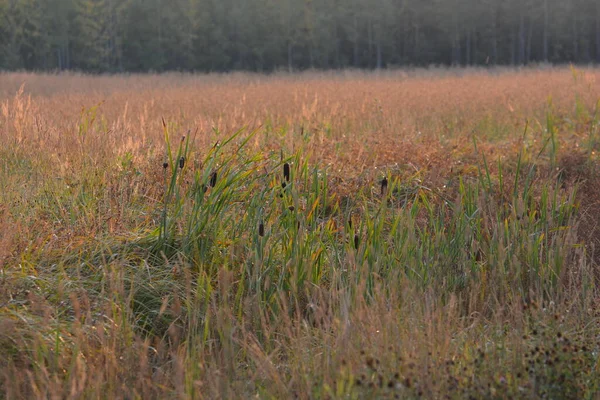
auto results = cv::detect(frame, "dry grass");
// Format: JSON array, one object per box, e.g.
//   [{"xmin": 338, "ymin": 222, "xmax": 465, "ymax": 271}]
[{"xmin": 1, "ymin": 67, "xmax": 599, "ymax": 399}]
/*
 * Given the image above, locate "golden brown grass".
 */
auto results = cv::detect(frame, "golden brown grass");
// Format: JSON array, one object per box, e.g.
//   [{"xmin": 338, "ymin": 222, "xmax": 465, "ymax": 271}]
[
  {"xmin": 1, "ymin": 67, "xmax": 599, "ymax": 399},
  {"xmin": 2, "ymin": 68, "xmax": 599, "ymax": 252},
  {"xmin": 2, "ymin": 68, "xmax": 598, "ymax": 180}
]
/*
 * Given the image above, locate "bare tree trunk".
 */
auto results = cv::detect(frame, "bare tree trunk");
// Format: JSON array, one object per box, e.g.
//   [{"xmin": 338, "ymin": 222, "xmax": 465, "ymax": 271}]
[
  {"xmin": 491, "ymin": 7, "xmax": 498, "ymax": 64},
  {"xmin": 353, "ymin": 16, "xmax": 359, "ymax": 67},
  {"xmin": 543, "ymin": 0, "xmax": 549, "ymax": 62},
  {"xmin": 466, "ymin": 30, "xmax": 471, "ymax": 65},
  {"xmin": 452, "ymin": 18, "xmax": 461, "ymax": 65},
  {"xmin": 510, "ymin": 27, "xmax": 516, "ymax": 65},
  {"xmin": 303, "ymin": 0, "xmax": 314, "ymax": 68},
  {"xmin": 107, "ymin": 0, "xmax": 114, "ymax": 68},
  {"xmin": 518, "ymin": 14, "xmax": 526, "ymax": 65},
  {"xmin": 157, "ymin": 0, "xmax": 163, "ymax": 58},
  {"xmin": 596, "ymin": 4, "xmax": 600, "ymax": 63},
  {"xmin": 573, "ymin": 12, "xmax": 579, "ymax": 62},
  {"xmin": 472, "ymin": 28, "xmax": 478, "ymax": 64},
  {"xmin": 526, "ymin": 18, "xmax": 533, "ymax": 63},
  {"xmin": 335, "ymin": 22, "xmax": 340, "ymax": 68},
  {"xmin": 414, "ymin": 23, "xmax": 420, "ymax": 62},
  {"xmin": 367, "ymin": 18, "xmax": 373, "ymax": 68},
  {"xmin": 65, "ymin": 38, "xmax": 70, "ymax": 69},
  {"xmin": 402, "ymin": 18, "xmax": 409, "ymax": 64},
  {"xmin": 454, "ymin": 35, "xmax": 461, "ymax": 66}
]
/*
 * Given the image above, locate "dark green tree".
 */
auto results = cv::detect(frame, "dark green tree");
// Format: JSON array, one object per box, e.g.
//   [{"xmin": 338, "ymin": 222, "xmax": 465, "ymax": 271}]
[{"xmin": 1, "ymin": 0, "xmax": 600, "ymax": 72}]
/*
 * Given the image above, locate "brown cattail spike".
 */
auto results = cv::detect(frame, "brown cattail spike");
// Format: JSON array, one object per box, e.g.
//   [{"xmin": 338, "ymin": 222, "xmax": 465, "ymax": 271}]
[
  {"xmin": 381, "ymin": 177, "xmax": 388, "ymax": 195},
  {"xmin": 283, "ymin": 163, "xmax": 290, "ymax": 182},
  {"xmin": 281, "ymin": 182, "xmax": 287, "ymax": 189},
  {"xmin": 179, "ymin": 157, "xmax": 185, "ymax": 169},
  {"xmin": 210, "ymin": 171, "xmax": 217, "ymax": 187},
  {"xmin": 354, "ymin": 234, "xmax": 359, "ymax": 249},
  {"xmin": 162, "ymin": 162, "xmax": 169, "ymax": 169},
  {"xmin": 258, "ymin": 222, "xmax": 265, "ymax": 237}
]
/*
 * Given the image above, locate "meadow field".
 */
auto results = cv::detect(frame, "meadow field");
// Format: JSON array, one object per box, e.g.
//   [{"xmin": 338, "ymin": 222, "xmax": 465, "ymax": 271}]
[{"xmin": 1, "ymin": 67, "xmax": 599, "ymax": 399}]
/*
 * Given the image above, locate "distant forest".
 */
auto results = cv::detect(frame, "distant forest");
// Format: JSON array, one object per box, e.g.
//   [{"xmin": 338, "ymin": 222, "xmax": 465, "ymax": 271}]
[{"xmin": 1, "ymin": 0, "xmax": 600, "ymax": 72}]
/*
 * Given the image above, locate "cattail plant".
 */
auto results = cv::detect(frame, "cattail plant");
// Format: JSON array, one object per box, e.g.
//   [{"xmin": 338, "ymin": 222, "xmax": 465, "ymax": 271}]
[
  {"xmin": 381, "ymin": 176, "xmax": 388, "ymax": 195},
  {"xmin": 210, "ymin": 171, "xmax": 217, "ymax": 187},
  {"xmin": 157, "ymin": 125, "xmax": 190, "ymax": 246},
  {"xmin": 283, "ymin": 162, "xmax": 291, "ymax": 182},
  {"xmin": 258, "ymin": 222, "xmax": 265, "ymax": 237}
]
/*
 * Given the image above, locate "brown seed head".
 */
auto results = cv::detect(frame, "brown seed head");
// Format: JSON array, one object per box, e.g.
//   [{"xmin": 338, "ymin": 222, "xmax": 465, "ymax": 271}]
[
  {"xmin": 381, "ymin": 176, "xmax": 388, "ymax": 195},
  {"xmin": 366, "ymin": 356, "xmax": 375, "ymax": 369}
]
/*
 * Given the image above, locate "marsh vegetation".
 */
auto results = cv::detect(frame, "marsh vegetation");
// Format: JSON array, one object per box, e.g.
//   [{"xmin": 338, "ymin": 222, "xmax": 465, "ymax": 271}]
[{"xmin": 0, "ymin": 67, "xmax": 599, "ymax": 398}]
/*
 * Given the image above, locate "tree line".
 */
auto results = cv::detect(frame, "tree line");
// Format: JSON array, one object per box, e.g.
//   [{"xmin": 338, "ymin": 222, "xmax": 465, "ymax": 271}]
[{"xmin": 1, "ymin": 0, "xmax": 599, "ymax": 73}]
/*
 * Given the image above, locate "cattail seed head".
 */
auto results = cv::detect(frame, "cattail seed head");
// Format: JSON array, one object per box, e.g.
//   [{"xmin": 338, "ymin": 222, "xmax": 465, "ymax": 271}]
[
  {"xmin": 283, "ymin": 163, "xmax": 290, "ymax": 182},
  {"xmin": 354, "ymin": 234, "xmax": 359, "ymax": 249},
  {"xmin": 258, "ymin": 222, "xmax": 265, "ymax": 237},
  {"xmin": 381, "ymin": 177, "xmax": 388, "ymax": 195},
  {"xmin": 210, "ymin": 171, "xmax": 217, "ymax": 187},
  {"xmin": 162, "ymin": 162, "xmax": 169, "ymax": 169},
  {"xmin": 179, "ymin": 156, "xmax": 185, "ymax": 169},
  {"xmin": 281, "ymin": 182, "xmax": 287, "ymax": 189}
]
